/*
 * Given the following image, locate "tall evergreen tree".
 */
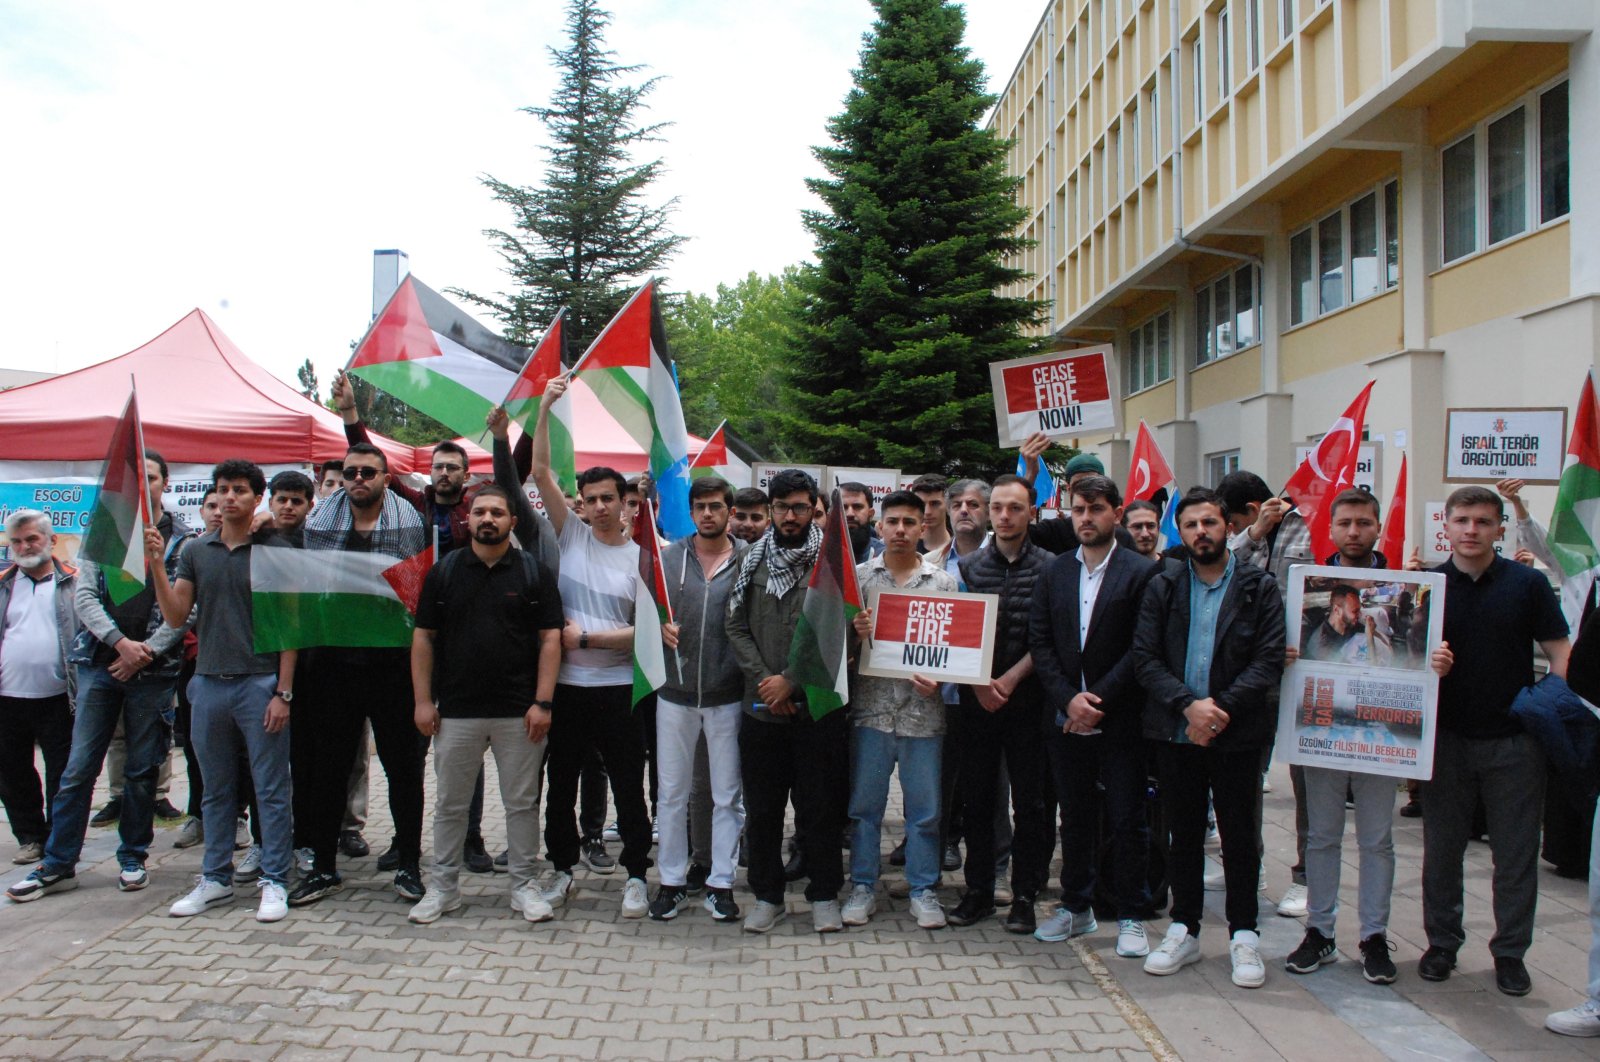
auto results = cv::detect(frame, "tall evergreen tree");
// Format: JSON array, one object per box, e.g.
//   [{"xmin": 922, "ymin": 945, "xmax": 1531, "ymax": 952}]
[
  {"xmin": 451, "ymin": 0, "xmax": 684, "ymax": 353},
  {"xmin": 783, "ymin": 0, "xmax": 1043, "ymax": 477}
]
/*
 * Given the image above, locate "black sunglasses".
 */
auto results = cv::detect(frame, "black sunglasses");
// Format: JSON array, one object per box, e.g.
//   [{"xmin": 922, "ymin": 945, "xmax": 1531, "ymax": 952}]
[{"xmin": 342, "ymin": 466, "xmax": 383, "ymax": 482}]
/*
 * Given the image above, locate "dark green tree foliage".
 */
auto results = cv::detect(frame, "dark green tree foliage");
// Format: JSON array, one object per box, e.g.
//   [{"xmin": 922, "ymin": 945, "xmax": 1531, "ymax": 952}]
[
  {"xmin": 784, "ymin": 0, "xmax": 1043, "ymax": 477},
  {"xmin": 295, "ymin": 358, "xmax": 319, "ymax": 402},
  {"xmin": 451, "ymin": 0, "xmax": 684, "ymax": 353},
  {"xmin": 666, "ymin": 269, "xmax": 802, "ymax": 457}
]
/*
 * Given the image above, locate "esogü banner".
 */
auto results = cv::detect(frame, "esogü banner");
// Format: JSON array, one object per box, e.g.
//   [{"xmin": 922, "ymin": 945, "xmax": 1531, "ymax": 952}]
[
  {"xmin": 857, "ymin": 587, "xmax": 998, "ymax": 685},
  {"xmin": 989, "ymin": 347, "xmax": 1117, "ymax": 447}
]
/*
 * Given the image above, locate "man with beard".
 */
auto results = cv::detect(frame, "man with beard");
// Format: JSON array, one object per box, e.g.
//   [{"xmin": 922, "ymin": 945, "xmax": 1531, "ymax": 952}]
[
  {"xmin": 289, "ymin": 442, "xmax": 429, "ymax": 907},
  {"xmin": 1133, "ymin": 488, "xmax": 1284, "ymax": 989},
  {"xmin": 727, "ymin": 469, "xmax": 849, "ymax": 933},
  {"xmin": 1304, "ymin": 585, "xmax": 1391, "ymax": 666},
  {"xmin": 1122, "ymin": 501, "xmax": 1162, "ymax": 559},
  {"xmin": 407, "ymin": 486, "xmax": 563, "ymax": 925},
  {"xmin": 730, "ymin": 489, "xmax": 770, "ymax": 544},
  {"xmin": 839, "ymin": 482, "xmax": 883, "ymax": 565}
]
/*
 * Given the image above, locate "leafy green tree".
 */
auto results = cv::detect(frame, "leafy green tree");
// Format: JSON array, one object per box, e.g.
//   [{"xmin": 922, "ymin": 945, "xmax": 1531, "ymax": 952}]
[
  {"xmin": 782, "ymin": 0, "xmax": 1043, "ymax": 477},
  {"xmin": 295, "ymin": 358, "xmax": 319, "ymax": 402},
  {"xmin": 451, "ymin": 0, "xmax": 683, "ymax": 353},
  {"xmin": 666, "ymin": 269, "xmax": 801, "ymax": 457}
]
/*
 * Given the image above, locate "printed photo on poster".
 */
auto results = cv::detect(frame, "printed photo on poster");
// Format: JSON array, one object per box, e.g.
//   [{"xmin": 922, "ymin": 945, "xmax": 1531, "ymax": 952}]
[
  {"xmin": 858, "ymin": 587, "xmax": 998, "ymax": 685},
  {"xmin": 1277, "ymin": 565, "xmax": 1446, "ymax": 781}
]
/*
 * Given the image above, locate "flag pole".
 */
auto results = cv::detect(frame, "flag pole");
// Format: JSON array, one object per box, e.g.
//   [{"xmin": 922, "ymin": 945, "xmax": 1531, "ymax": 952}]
[
  {"xmin": 567, "ymin": 280, "xmax": 653, "ymax": 378},
  {"xmin": 129, "ymin": 375, "xmax": 150, "ymax": 527},
  {"xmin": 690, "ymin": 420, "xmax": 727, "ymax": 468}
]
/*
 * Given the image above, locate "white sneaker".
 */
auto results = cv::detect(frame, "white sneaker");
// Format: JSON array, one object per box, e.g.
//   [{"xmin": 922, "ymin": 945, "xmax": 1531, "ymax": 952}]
[
  {"xmin": 170, "ymin": 877, "xmax": 234, "ymax": 917},
  {"xmin": 621, "ymin": 876, "xmax": 649, "ymax": 918},
  {"xmin": 511, "ymin": 885, "xmax": 554, "ymax": 924},
  {"xmin": 294, "ymin": 847, "xmax": 314, "ymax": 874},
  {"xmin": 234, "ymin": 817, "xmax": 250, "ymax": 851},
  {"xmin": 539, "ymin": 870, "xmax": 573, "ymax": 908},
  {"xmin": 1546, "ymin": 998, "xmax": 1600, "ymax": 1037},
  {"xmin": 12, "ymin": 841, "xmax": 41, "ymax": 865},
  {"xmin": 1276, "ymin": 882, "xmax": 1309, "ymax": 918},
  {"xmin": 1034, "ymin": 906, "xmax": 1095, "ymax": 943},
  {"xmin": 841, "ymin": 883, "xmax": 876, "ymax": 926},
  {"xmin": 408, "ymin": 888, "xmax": 462, "ymax": 924},
  {"xmin": 256, "ymin": 882, "xmax": 288, "ymax": 923},
  {"xmin": 1116, "ymin": 919, "xmax": 1150, "ymax": 957},
  {"xmin": 910, "ymin": 890, "xmax": 946, "ymax": 929},
  {"xmin": 173, "ymin": 817, "xmax": 203, "ymax": 849},
  {"xmin": 1203, "ymin": 864, "xmax": 1225, "ymax": 891},
  {"xmin": 602, "ymin": 821, "xmax": 621, "ymax": 842},
  {"xmin": 235, "ymin": 845, "xmax": 263, "ymax": 883},
  {"xmin": 1144, "ymin": 924, "xmax": 1201, "ymax": 976},
  {"xmin": 812, "ymin": 899, "xmax": 844, "ymax": 933},
  {"xmin": 1261, "ymin": 776, "xmax": 1273, "ymax": 793},
  {"xmin": 1230, "ymin": 929, "xmax": 1266, "ymax": 988},
  {"xmin": 743, "ymin": 899, "xmax": 785, "ymax": 933}
]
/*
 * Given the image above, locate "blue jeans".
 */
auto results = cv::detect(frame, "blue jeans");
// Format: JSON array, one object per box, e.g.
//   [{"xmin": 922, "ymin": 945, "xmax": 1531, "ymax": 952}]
[
  {"xmin": 189, "ymin": 673, "xmax": 292, "ymax": 887},
  {"xmin": 42, "ymin": 666, "xmax": 175, "ymax": 872},
  {"xmin": 849, "ymin": 726, "xmax": 942, "ymax": 892}
]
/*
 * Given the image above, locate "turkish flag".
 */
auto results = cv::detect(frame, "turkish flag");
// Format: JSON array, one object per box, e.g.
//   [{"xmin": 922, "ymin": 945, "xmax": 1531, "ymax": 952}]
[
  {"xmin": 1127, "ymin": 420, "xmax": 1175, "ymax": 503},
  {"xmin": 1283, "ymin": 381, "xmax": 1375, "ymax": 563},
  {"xmin": 1379, "ymin": 453, "xmax": 1407, "ymax": 567}
]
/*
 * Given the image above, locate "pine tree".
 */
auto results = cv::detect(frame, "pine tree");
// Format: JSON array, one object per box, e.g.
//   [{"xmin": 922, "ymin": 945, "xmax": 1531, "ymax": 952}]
[
  {"xmin": 783, "ymin": 0, "xmax": 1043, "ymax": 477},
  {"xmin": 451, "ymin": 0, "xmax": 683, "ymax": 354}
]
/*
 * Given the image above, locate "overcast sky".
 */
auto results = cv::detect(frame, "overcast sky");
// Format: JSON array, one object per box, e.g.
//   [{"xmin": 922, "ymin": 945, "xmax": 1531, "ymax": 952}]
[{"xmin": 0, "ymin": 0, "xmax": 1047, "ymax": 392}]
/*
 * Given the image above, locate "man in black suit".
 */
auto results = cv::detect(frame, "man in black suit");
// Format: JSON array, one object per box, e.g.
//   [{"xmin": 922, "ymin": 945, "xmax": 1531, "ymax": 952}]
[{"xmin": 1029, "ymin": 474, "xmax": 1158, "ymax": 959}]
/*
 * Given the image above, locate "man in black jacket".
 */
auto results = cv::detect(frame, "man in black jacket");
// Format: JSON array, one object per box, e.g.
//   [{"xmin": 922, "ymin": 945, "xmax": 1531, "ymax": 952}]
[
  {"xmin": 1029, "ymin": 475, "xmax": 1158, "ymax": 958},
  {"xmin": 1133, "ymin": 487, "xmax": 1285, "ymax": 989},
  {"xmin": 947, "ymin": 474, "xmax": 1053, "ymax": 933}
]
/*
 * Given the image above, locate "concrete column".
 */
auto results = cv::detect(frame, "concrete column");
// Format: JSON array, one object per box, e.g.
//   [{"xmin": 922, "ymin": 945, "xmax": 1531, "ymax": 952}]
[
  {"xmin": 1259, "ymin": 209, "xmax": 1286, "ymax": 395},
  {"xmin": 1400, "ymin": 141, "xmax": 1433, "ymax": 348},
  {"xmin": 1239, "ymin": 392, "xmax": 1295, "ymax": 487},
  {"xmin": 1569, "ymin": 30, "xmax": 1600, "ymax": 299}
]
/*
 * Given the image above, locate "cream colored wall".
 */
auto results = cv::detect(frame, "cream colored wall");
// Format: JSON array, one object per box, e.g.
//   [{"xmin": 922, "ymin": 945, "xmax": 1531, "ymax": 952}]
[
  {"xmin": 1280, "ymin": 291, "xmax": 1403, "ymax": 382},
  {"xmin": 1125, "ymin": 379, "xmax": 1177, "ymax": 428},
  {"xmin": 1431, "ymin": 224, "xmax": 1571, "ymax": 338},
  {"xmin": 1190, "ymin": 347, "xmax": 1260, "ymax": 409}
]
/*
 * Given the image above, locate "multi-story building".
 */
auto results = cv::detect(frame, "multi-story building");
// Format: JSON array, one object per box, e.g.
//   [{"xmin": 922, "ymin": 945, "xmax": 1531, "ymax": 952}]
[{"xmin": 991, "ymin": 0, "xmax": 1596, "ymax": 550}]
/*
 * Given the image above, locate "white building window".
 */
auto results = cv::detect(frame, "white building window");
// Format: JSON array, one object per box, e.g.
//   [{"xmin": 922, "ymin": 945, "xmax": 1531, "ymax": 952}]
[
  {"xmin": 1192, "ymin": 37, "xmax": 1204, "ymax": 124},
  {"xmin": 1195, "ymin": 264, "xmax": 1260, "ymax": 366},
  {"xmin": 1245, "ymin": 0, "xmax": 1260, "ymax": 72},
  {"xmin": 1440, "ymin": 79, "xmax": 1569, "ymax": 265},
  {"xmin": 1125, "ymin": 310, "xmax": 1174, "ymax": 395},
  {"xmin": 1208, "ymin": 450, "xmax": 1241, "ymax": 486},
  {"xmin": 1289, "ymin": 179, "xmax": 1401, "ymax": 325},
  {"xmin": 1280, "ymin": 0, "xmax": 1295, "ymax": 39},
  {"xmin": 1216, "ymin": 9, "xmax": 1231, "ymax": 99}
]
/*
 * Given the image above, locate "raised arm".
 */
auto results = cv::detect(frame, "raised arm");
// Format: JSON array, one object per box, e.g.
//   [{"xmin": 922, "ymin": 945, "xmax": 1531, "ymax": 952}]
[{"xmin": 529, "ymin": 376, "xmax": 570, "ymax": 536}]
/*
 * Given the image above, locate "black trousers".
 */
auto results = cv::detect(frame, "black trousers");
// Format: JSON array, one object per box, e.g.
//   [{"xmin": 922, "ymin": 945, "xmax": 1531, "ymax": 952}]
[
  {"xmin": 0, "ymin": 693, "xmax": 72, "ymax": 846},
  {"xmin": 303, "ymin": 648, "xmax": 423, "ymax": 872},
  {"xmin": 955, "ymin": 687, "xmax": 1050, "ymax": 901},
  {"xmin": 741, "ymin": 708, "xmax": 848, "ymax": 904},
  {"xmin": 545, "ymin": 683, "xmax": 652, "ymax": 878},
  {"xmin": 1159, "ymin": 743, "xmax": 1262, "ymax": 938},
  {"xmin": 1048, "ymin": 731, "xmax": 1151, "ymax": 919}
]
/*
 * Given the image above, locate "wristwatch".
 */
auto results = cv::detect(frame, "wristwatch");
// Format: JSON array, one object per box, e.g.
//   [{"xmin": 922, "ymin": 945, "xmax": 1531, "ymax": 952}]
[
  {"xmin": 533, "ymin": 699, "xmax": 555, "ymax": 711},
  {"xmin": 274, "ymin": 689, "xmax": 294, "ymax": 703},
  {"xmin": 579, "ymin": 631, "xmax": 590, "ymax": 649}
]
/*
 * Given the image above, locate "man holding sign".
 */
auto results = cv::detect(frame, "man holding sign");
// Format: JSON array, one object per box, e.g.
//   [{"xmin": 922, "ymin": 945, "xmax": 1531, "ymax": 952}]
[{"xmin": 844, "ymin": 491, "xmax": 958, "ymax": 930}]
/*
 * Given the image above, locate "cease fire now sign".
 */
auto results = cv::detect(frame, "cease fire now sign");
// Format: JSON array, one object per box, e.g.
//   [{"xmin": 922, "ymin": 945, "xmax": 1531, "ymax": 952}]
[
  {"xmin": 857, "ymin": 587, "xmax": 998, "ymax": 685},
  {"xmin": 989, "ymin": 347, "xmax": 1118, "ymax": 447}
]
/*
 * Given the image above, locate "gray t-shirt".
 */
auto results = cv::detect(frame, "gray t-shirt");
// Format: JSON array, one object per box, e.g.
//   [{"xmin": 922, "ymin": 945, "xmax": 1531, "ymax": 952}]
[{"xmin": 176, "ymin": 530, "xmax": 282, "ymax": 676}]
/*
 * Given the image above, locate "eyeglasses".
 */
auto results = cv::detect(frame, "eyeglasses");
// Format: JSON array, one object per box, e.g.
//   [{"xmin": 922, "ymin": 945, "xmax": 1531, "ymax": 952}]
[
  {"xmin": 772, "ymin": 502, "xmax": 814, "ymax": 517},
  {"xmin": 342, "ymin": 467, "xmax": 383, "ymax": 482},
  {"xmin": 431, "ymin": 462, "xmax": 464, "ymax": 473}
]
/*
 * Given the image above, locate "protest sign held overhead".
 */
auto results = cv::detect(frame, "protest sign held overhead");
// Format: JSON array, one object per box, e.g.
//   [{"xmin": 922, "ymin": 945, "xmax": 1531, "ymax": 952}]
[
  {"xmin": 858, "ymin": 587, "xmax": 998, "ymax": 685},
  {"xmin": 1445, "ymin": 407, "xmax": 1567, "ymax": 483},
  {"xmin": 989, "ymin": 347, "xmax": 1117, "ymax": 447}
]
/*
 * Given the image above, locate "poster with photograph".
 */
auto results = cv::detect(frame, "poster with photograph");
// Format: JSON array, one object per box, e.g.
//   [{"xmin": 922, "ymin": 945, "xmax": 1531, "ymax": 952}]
[
  {"xmin": 1276, "ymin": 565, "xmax": 1446, "ymax": 780},
  {"xmin": 857, "ymin": 587, "xmax": 998, "ymax": 685}
]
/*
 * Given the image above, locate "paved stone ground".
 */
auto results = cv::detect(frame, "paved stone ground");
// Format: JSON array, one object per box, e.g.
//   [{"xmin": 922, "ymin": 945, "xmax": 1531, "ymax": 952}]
[{"xmin": 0, "ymin": 751, "xmax": 1593, "ymax": 1060}]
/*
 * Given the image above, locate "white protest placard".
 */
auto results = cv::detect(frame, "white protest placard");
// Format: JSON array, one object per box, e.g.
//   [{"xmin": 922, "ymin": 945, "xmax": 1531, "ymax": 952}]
[
  {"xmin": 858, "ymin": 587, "xmax": 998, "ymax": 685},
  {"xmin": 1277, "ymin": 565, "xmax": 1446, "ymax": 780},
  {"xmin": 752, "ymin": 463, "xmax": 826, "ymax": 495},
  {"xmin": 1424, "ymin": 501, "xmax": 1509, "ymax": 563},
  {"xmin": 1294, "ymin": 442, "xmax": 1382, "ymax": 495},
  {"xmin": 829, "ymin": 467, "xmax": 901, "ymax": 507},
  {"xmin": 989, "ymin": 347, "xmax": 1118, "ymax": 447},
  {"xmin": 1444, "ymin": 408, "xmax": 1567, "ymax": 483}
]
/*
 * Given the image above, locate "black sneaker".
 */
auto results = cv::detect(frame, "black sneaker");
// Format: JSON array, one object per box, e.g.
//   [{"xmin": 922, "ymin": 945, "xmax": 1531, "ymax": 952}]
[
  {"xmin": 339, "ymin": 830, "xmax": 370, "ymax": 858},
  {"xmin": 1359, "ymin": 933, "xmax": 1397, "ymax": 984},
  {"xmin": 462, "ymin": 835, "xmax": 493, "ymax": 874},
  {"xmin": 685, "ymin": 863, "xmax": 711, "ymax": 895},
  {"xmin": 394, "ymin": 865, "xmax": 424, "ymax": 902},
  {"xmin": 1399, "ymin": 797, "xmax": 1422, "ymax": 819},
  {"xmin": 89, "ymin": 798, "xmax": 123, "ymax": 828},
  {"xmin": 947, "ymin": 892, "xmax": 995, "ymax": 927},
  {"xmin": 581, "ymin": 838, "xmax": 617, "ymax": 874},
  {"xmin": 1002, "ymin": 898, "xmax": 1037, "ymax": 934},
  {"xmin": 649, "ymin": 885, "xmax": 688, "ymax": 921},
  {"xmin": 704, "ymin": 887, "xmax": 740, "ymax": 922},
  {"xmin": 1417, "ymin": 945, "xmax": 1456, "ymax": 982},
  {"xmin": 5, "ymin": 866, "xmax": 76, "ymax": 902},
  {"xmin": 1494, "ymin": 956, "xmax": 1532, "ymax": 996},
  {"xmin": 783, "ymin": 842, "xmax": 807, "ymax": 883},
  {"xmin": 288, "ymin": 870, "xmax": 343, "ymax": 907},
  {"xmin": 888, "ymin": 838, "xmax": 907, "ymax": 867},
  {"xmin": 377, "ymin": 843, "xmax": 400, "ymax": 872},
  {"xmin": 153, "ymin": 797, "xmax": 184, "ymax": 821},
  {"xmin": 941, "ymin": 842, "xmax": 962, "ymax": 871},
  {"xmin": 493, "ymin": 849, "xmax": 508, "ymax": 873},
  {"xmin": 1286, "ymin": 927, "xmax": 1338, "ymax": 973}
]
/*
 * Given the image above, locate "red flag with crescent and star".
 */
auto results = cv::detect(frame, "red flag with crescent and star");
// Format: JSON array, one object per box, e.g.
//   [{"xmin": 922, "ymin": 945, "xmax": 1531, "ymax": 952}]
[
  {"xmin": 1127, "ymin": 420, "xmax": 1175, "ymax": 503},
  {"xmin": 1283, "ymin": 380, "xmax": 1376, "ymax": 564}
]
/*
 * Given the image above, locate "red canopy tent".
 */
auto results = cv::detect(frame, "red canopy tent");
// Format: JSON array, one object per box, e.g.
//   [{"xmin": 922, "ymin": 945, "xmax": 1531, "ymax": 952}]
[{"xmin": 0, "ymin": 309, "xmax": 419, "ymax": 472}]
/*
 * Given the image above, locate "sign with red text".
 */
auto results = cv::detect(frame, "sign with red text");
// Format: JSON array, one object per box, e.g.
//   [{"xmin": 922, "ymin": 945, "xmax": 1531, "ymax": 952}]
[
  {"xmin": 1444, "ymin": 407, "xmax": 1566, "ymax": 484},
  {"xmin": 829, "ymin": 467, "xmax": 902, "ymax": 507},
  {"xmin": 858, "ymin": 587, "xmax": 998, "ymax": 684},
  {"xmin": 989, "ymin": 347, "xmax": 1118, "ymax": 447}
]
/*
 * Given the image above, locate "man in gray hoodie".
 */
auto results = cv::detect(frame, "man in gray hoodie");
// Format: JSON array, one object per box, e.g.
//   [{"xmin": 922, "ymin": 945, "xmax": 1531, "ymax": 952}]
[{"xmin": 650, "ymin": 476, "xmax": 747, "ymax": 922}]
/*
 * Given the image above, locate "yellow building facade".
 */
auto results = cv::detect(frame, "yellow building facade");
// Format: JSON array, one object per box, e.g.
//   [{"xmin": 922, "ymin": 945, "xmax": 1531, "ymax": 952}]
[{"xmin": 992, "ymin": 0, "xmax": 1600, "ymax": 549}]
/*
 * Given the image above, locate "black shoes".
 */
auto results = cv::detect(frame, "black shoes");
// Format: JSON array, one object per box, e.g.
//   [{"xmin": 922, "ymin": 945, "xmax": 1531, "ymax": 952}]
[
  {"xmin": 1494, "ymin": 956, "xmax": 1532, "ymax": 996},
  {"xmin": 377, "ymin": 843, "xmax": 400, "ymax": 872},
  {"xmin": 888, "ymin": 839, "xmax": 907, "ymax": 867},
  {"xmin": 783, "ymin": 842, "xmax": 807, "ymax": 883},
  {"xmin": 288, "ymin": 870, "xmax": 343, "ymax": 907},
  {"xmin": 393, "ymin": 865, "xmax": 424, "ymax": 902},
  {"xmin": 153, "ymin": 798, "xmax": 184, "ymax": 821},
  {"xmin": 947, "ymin": 892, "xmax": 995, "ymax": 927},
  {"xmin": 704, "ymin": 887, "xmax": 739, "ymax": 922},
  {"xmin": 685, "ymin": 863, "xmax": 711, "ymax": 895},
  {"xmin": 581, "ymin": 838, "xmax": 617, "ymax": 874},
  {"xmin": 1399, "ymin": 797, "xmax": 1423, "ymax": 819},
  {"xmin": 941, "ymin": 842, "xmax": 962, "ymax": 872},
  {"xmin": 649, "ymin": 885, "xmax": 689, "ymax": 921},
  {"xmin": 1360, "ymin": 933, "xmax": 1397, "ymax": 984},
  {"xmin": 1286, "ymin": 927, "xmax": 1337, "ymax": 974},
  {"xmin": 90, "ymin": 799, "xmax": 122, "ymax": 827},
  {"xmin": 1002, "ymin": 898, "xmax": 1037, "ymax": 934},
  {"xmin": 462, "ymin": 835, "xmax": 493, "ymax": 874},
  {"xmin": 1417, "ymin": 945, "xmax": 1457, "ymax": 982},
  {"xmin": 339, "ymin": 830, "xmax": 370, "ymax": 858}
]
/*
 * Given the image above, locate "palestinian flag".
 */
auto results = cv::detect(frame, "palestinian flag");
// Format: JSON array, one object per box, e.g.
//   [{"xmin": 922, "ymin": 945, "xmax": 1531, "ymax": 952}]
[
  {"xmin": 1379, "ymin": 453, "xmax": 1407, "ymax": 568},
  {"xmin": 251, "ymin": 544, "xmax": 433, "ymax": 652},
  {"xmin": 573, "ymin": 281, "xmax": 694, "ymax": 539},
  {"xmin": 690, "ymin": 420, "xmax": 728, "ymax": 480},
  {"xmin": 80, "ymin": 392, "xmax": 150, "ymax": 604},
  {"xmin": 632, "ymin": 496, "xmax": 672, "ymax": 707},
  {"xmin": 503, "ymin": 309, "xmax": 577, "ymax": 496},
  {"xmin": 348, "ymin": 275, "xmax": 528, "ymax": 443},
  {"xmin": 788, "ymin": 489, "xmax": 863, "ymax": 720},
  {"xmin": 1549, "ymin": 369, "xmax": 1600, "ymax": 622}
]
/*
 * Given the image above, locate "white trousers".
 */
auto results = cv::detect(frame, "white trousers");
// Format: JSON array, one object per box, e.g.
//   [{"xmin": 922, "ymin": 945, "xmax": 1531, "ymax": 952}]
[{"xmin": 656, "ymin": 698, "xmax": 744, "ymax": 889}]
